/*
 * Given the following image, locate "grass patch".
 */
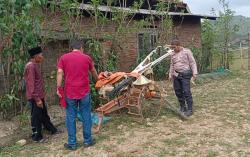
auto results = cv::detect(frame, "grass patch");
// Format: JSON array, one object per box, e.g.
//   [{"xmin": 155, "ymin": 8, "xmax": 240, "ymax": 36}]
[
  {"xmin": 0, "ymin": 144, "xmax": 22, "ymax": 157},
  {"xmin": 206, "ymin": 149, "xmax": 219, "ymax": 157},
  {"xmin": 163, "ymin": 135, "xmax": 187, "ymax": 146},
  {"xmin": 19, "ymin": 141, "xmax": 49, "ymax": 157},
  {"xmin": 225, "ymin": 111, "xmax": 245, "ymax": 122},
  {"xmin": 17, "ymin": 113, "xmax": 30, "ymax": 128},
  {"xmin": 155, "ymin": 148, "xmax": 178, "ymax": 157},
  {"xmin": 117, "ymin": 137, "xmax": 126, "ymax": 144},
  {"xmin": 102, "ymin": 111, "xmax": 139, "ymax": 131},
  {"xmin": 240, "ymin": 133, "xmax": 250, "ymax": 145},
  {"xmin": 217, "ymin": 141, "xmax": 234, "ymax": 153},
  {"xmin": 96, "ymin": 134, "xmax": 110, "ymax": 142}
]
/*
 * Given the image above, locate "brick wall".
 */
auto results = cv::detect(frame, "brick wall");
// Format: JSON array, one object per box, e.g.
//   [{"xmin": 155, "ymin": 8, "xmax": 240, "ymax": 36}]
[
  {"xmin": 116, "ymin": 31, "xmax": 138, "ymax": 72},
  {"xmin": 41, "ymin": 40, "xmax": 69, "ymax": 105},
  {"xmin": 43, "ymin": 13, "xmax": 202, "ymax": 72},
  {"xmin": 173, "ymin": 16, "xmax": 201, "ymax": 48}
]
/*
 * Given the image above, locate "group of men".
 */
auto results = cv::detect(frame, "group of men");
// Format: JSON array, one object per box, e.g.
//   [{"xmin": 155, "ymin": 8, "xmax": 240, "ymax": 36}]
[{"xmin": 24, "ymin": 39, "xmax": 197, "ymax": 150}]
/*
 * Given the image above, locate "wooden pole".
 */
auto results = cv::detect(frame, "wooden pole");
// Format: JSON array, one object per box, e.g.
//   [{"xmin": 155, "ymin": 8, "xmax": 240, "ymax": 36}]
[
  {"xmin": 240, "ymin": 42, "xmax": 243, "ymax": 69},
  {"xmin": 248, "ymin": 33, "xmax": 250, "ymax": 70}
]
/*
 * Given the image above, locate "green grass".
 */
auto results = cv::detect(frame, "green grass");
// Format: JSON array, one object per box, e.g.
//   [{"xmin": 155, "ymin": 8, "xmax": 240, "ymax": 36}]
[
  {"xmin": 17, "ymin": 113, "xmax": 30, "ymax": 128},
  {"xmin": 240, "ymin": 133, "xmax": 250, "ymax": 145},
  {"xmin": 116, "ymin": 137, "xmax": 126, "ymax": 144},
  {"xmin": 0, "ymin": 144, "xmax": 22, "ymax": 157},
  {"xmin": 207, "ymin": 149, "xmax": 219, "ymax": 157},
  {"xmin": 231, "ymin": 49, "xmax": 249, "ymax": 70},
  {"xmin": 96, "ymin": 134, "xmax": 110, "ymax": 142},
  {"xmin": 158, "ymin": 149, "xmax": 168, "ymax": 157},
  {"xmin": 163, "ymin": 135, "xmax": 187, "ymax": 146}
]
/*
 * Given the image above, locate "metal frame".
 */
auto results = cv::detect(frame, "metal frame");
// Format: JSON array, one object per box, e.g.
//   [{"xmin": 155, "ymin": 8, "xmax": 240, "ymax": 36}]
[{"xmin": 95, "ymin": 45, "xmax": 173, "ymax": 132}]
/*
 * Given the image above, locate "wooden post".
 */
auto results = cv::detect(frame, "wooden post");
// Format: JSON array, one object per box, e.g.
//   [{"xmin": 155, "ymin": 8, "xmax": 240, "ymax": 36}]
[
  {"xmin": 248, "ymin": 33, "xmax": 250, "ymax": 70},
  {"xmin": 240, "ymin": 41, "xmax": 243, "ymax": 69}
]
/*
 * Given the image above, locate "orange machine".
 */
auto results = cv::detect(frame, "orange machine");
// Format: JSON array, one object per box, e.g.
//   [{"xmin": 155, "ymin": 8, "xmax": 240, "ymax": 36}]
[{"xmin": 94, "ymin": 45, "xmax": 173, "ymax": 132}]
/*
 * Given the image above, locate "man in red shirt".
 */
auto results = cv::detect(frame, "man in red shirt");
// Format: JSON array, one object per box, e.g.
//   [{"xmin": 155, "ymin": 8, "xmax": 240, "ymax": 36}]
[
  {"xmin": 57, "ymin": 40, "xmax": 98, "ymax": 150},
  {"xmin": 24, "ymin": 47, "xmax": 59, "ymax": 142}
]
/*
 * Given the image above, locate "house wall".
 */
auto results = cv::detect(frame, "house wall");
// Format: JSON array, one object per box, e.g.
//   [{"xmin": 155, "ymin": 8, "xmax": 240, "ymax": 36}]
[
  {"xmin": 0, "ymin": 14, "xmax": 202, "ymax": 97},
  {"xmin": 40, "ymin": 40, "xmax": 69, "ymax": 104},
  {"xmin": 43, "ymin": 13, "xmax": 139, "ymax": 72},
  {"xmin": 173, "ymin": 16, "xmax": 202, "ymax": 48},
  {"xmin": 43, "ymin": 13, "xmax": 202, "ymax": 73}
]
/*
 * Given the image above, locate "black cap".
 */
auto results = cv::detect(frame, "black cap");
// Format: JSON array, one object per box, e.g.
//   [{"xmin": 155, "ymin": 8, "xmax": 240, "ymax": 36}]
[{"xmin": 28, "ymin": 47, "xmax": 42, "ymax": 57}]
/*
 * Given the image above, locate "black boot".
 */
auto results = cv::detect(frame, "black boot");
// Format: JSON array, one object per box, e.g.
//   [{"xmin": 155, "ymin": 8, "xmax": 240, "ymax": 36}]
[
  {"xmin": 185, "ymin": 110, "xmax": 193, "ymax": 117},
  {"xmin": 179, "ymin": 104, "xmax": 187, "ymax": 113},
  {"xmin": 64, "ymin": 143, "xmax": 77, "ymax": 150},
  {"xmin": 185, "ymin": 102, "xmax": 193, "ymax": 117}
]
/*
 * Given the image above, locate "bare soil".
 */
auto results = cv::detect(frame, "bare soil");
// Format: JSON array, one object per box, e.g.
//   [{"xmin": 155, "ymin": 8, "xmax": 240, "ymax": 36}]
[{"xmin": 1, "ymin": 71, "xmax": 250, "ymax": 157}]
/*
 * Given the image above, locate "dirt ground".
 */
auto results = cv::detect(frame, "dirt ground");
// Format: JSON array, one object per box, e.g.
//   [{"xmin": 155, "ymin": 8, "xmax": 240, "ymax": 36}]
[
  {"xmin": 0, "ymin": 71, "xmax": 250, "ymax": 157},
  {"xmin": 0, "ymin": 103, "xmax": 65, "ymax": 139},
  {"xmin": 0, "ymin": 121, "xmax": 19, "ymax": 139}
]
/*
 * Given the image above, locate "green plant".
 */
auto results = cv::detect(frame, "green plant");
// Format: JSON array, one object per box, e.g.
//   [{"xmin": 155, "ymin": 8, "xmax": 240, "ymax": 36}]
[
  {"xmin": 86, "ymin": 39, "xmax": 103, "ymax": 72},
  {"xmin": 152, "ymin": 49, "xmax": 171, "ymax": 80},
  {"xmin": 90, "ymin": 82, "xmax": 100, "ymax": 109},
  {"xmin": 0, "ymin": 91, "xmax": 19, "ymax": 119},
  {"xmin": 0, "ymin": 0, "xmax": 45, "ymax": 118},
  {"xmin": 0, "ymin": 143, "xmax": 22, "ymax": 157},
  {"xmin": 215, "ymin": 0, "xmax": 239, "ymax": 69},
  {"xmin": 17, "ymin": 113, "xmax": 30, "ymax": 127},
  {"xmin": 201, "ymin": 20, "xmax": 216, "ymax": 73},
  {"xmin": 106, "ymin": 49, "xmax": 118, "ymax": 71}
]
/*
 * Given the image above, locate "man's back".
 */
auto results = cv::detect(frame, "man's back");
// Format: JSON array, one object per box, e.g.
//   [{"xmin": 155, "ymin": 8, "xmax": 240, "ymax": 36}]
[
  {"xmin": 56, "ymin": 41, "xmax": 98, "ymax": 149},
  {"xmin": 58, "ymin": 50, "xmax": 94, "ymax": 99}
]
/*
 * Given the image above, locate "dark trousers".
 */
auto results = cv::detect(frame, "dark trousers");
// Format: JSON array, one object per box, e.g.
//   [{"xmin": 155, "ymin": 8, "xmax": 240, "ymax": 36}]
[
  {"xmin": 173, "ymin": 75, "xmax": 193, "ymax": 111},
  {"xmin": 29, "ymin": 99, "xmax": 57, "ymax": 141}
]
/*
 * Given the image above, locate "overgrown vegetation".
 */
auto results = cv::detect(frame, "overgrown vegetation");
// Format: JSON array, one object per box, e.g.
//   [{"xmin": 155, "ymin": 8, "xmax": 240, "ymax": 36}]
[
  {"xmin": 0, "ymin": 0, "xmax": 44, "ymax": 118},
  {"xmin": 214, "ymin": 0, "xmax": 239, "ymax": 69},
  {"xmin": 198, "ymin": 0, "xmax": 239, "ymax": 73},
  {"xmin": 200, "ymin": 20, "xmax": 216, "ymax": 73}
]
